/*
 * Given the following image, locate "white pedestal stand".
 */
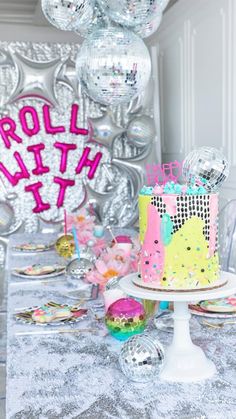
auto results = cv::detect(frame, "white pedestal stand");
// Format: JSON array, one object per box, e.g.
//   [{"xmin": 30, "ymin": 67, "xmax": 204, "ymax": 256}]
[{"xmin": 120, "ymin": 271, "xmax": 236, "ymax": 383}]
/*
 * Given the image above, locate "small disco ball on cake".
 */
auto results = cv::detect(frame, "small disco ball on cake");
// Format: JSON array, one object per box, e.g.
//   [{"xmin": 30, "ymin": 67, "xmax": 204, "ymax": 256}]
[
  {"xmin": 119, "ymin": 334, "xmax": 164, "ymax": 382},
  {"xmin": 182, "ymin": 146, "xmax": 229, "ymax": 192}
]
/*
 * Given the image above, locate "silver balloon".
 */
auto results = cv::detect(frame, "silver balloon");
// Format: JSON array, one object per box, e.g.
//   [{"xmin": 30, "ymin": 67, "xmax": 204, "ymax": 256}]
[
  {"xmin": 0, "ymin": 49, "xmax": 14, "ymax": 67},
  {"xmin": 134, "ymin": 12, "xmax": 163, "ymax": 39},
  {"xmin": 8, "ymin": 51, "xmax": 64, "ymax": 107},
  {"xmin": 97, "ymin": 0, "xmax": 163, "ymax": 28},
  {"xmin": 182, "ymin": 147, "xmax": 230, "ymax": 192},
  {"xmin": 119, "ymin": 334, "xmax": 164, "ymax": 383},
  {"xmin": 57, "ymin": 57, "xmax": 78, "ymax": 95},
  {"xmin": 127, "ymin": 115, "xmax": 155, "ymax": 147},
  {"xmin": 88, "ymin": 111, "xmax": 125, "ymax": 148},
  {"xmin": 0, "ymin": 201, "xmax": 15, "ymax": 234},
  {"xmin": 76, "ymin": 25, "xmax": 151, "ymax": 106},
  {"xmin": 76, "ymin": 2, "xmax": 109, "ymax": 37},
  {"xmin": 112, "ymin": 157, "xmax": 146, "ymax": 199},
  {"xmin": 84, "ymin": 179, "xmax": 119, "ymax": 222},
  {"xmin": 42, "ymin": 0, "xmax": 95, "ymax": 32}
]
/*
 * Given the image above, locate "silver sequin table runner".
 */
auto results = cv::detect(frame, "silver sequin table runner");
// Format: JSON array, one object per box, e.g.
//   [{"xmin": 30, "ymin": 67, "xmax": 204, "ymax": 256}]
[{"xmin": 6, "ymin": 234, "xmax": 236, "ymax": 419}]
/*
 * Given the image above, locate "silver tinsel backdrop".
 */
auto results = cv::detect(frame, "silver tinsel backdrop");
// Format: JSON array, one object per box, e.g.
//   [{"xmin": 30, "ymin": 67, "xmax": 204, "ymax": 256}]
[{"xmin": 0, "ymin": 41, "xmax": 158, "ymax": 235}]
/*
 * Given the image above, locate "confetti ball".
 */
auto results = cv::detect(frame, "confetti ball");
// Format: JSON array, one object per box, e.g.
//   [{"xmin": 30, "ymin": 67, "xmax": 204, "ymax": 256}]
[
  {"xmin": 0, "ymin": 202, "xmax": 15, "ymax": 234},
  {"xmin": 66, "ymin": 256, "xmax": 93, "ymax": 280},
  {"xmin": 105, "ymin": 298, "xmax": 146, "ymax": 341},
  {"xmin": 119, "ymin": 334, "xmax": 164, "ymax": 382},
  {"xmin": 55, "ymin": 234, "xmax": 75, "ymax": 259},
  {"xmin": 42, "ymin": 0, "xmax": 94, "ymax": 32},
  {"xmin": 127, "ymin": 115, "xmax": 155, "ymax": 147},
  {"xmin": 76, "ymin": 26, "xmax": 151, "ymax": 106},
  {"xmin": 97, "ymin": 0, "xmax": 163, "ymax": 28},
  {"xmin": 182, "ymin": 147, "xmax": 230, "ymax": 192}
]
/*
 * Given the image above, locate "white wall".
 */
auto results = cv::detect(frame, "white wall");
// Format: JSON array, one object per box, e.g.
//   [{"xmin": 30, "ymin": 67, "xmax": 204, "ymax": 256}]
[{"xmin": 157, "ymin": 0, "xmax": 236, "ymax": 204}]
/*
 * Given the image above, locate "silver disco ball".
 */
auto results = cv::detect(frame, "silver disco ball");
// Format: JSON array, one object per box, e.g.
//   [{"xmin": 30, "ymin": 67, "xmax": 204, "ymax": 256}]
[
  {"xmin": 41, "ymin": 0, "xmax": 94, "ymax": 32},
  {"xmin": 76, "ymin": 26, "xmax": 151, "ymax": 105},
  {"xmin": 182, "ymin": 147, "xmax": 230, "ymax": 192},
  {"xmin": 97, "ymin": 0, "xmax": 163, "ymax": 28},
  {"xmin": 66, "ymin": 256, "xmax": 94, "ymax": 280},
  {"xmin": 77, "ymin": 3, "xmax": 109, "ymax": 37},
  {"xmin": 119, "ymin": 334, "xmax": 164, "ymax": 383},
  {"xmin": 134, "ymin": 12, "xmax": 163, "ymax": 39},
  {"xmin": 127, "ymin": 115, "xmax": 155, "ymax": 147},
  {"xmin": 0, "ymin": 202, "xmax": 15, "ymax": 234}
]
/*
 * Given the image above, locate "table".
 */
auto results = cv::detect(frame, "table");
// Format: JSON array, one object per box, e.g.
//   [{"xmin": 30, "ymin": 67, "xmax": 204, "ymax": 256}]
[{"xmin": 6, "ymin": 234, "xmax": 236, "ymax": 419}]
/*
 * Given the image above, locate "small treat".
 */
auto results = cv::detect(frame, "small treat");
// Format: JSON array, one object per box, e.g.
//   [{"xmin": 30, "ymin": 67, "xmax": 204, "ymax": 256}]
[
  {"xmin": 32, "ymin": 305, "xmax": 71, "ymax": 323},
  {"xmin": 15, "ymin": 264, "xmax": 64, "ymax": 277}
]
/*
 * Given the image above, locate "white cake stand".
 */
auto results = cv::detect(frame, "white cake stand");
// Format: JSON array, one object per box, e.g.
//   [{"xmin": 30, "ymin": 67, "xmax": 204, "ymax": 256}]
[{"xmin": 120, "ymin": 271, "xmax": 236, "ymax": 383}]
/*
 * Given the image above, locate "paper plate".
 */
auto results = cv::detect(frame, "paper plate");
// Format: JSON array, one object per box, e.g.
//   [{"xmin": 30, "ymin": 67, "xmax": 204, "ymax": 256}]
[{"xmin": 12, "ymin": 265, "xmax": 65, "ymax": 280}]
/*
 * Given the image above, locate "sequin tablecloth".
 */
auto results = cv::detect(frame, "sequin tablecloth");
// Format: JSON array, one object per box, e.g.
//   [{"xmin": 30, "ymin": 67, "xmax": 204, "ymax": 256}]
[{"xmin": 6, "ymin": 234, "xmax": 236, "ymax": 419}]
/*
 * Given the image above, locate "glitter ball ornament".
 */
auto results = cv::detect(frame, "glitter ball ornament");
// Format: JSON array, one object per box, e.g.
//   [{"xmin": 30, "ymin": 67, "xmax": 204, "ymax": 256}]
[
  {"xmin": 66, "ymin": 256, "xmax": 93, "ymax": 280},
  {"xmin": 183, "ymin": 147, "xmax": 230, "ymax": 192},
  {"xmin": 41, "ymin": 0, "xmax": 94, "ymax": 32},
  {"xmin": 55, "ymin": 234, "xmax": 75, "ymax": 259},
  {"xmin": 97, "ymin": 0, "xmax": 163, "ymax": 28},
  {"xmin": 119, "ymin": 334, "xmax": 164, "ymax": 382},
  {"xmin": 105, "ymin": 298, "xmax": 146, "ymax": 341},
  {"xmin": 76, "ymin": 26, "xmax": 151, "ymax": 105},
  {"xmin": 134, "ymin": 12, "xmax": 163, "ymax": 39},
  {"xmin": 127, "ymin": 115, "xmax": 155, "ymax": 147}
]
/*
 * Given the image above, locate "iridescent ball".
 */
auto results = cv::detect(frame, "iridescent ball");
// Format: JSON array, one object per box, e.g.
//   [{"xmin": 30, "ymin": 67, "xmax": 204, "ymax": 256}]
[
  {"xmin": 97, "ymin": 0, "xmax": 163, "ymax": 28},
  {"xmin": 127, "ymin": 115, "xmax": 155, "ymax": 147},
  {"xmin": 55, "ymin": 234, "xmax": 75, "ymax": 259},
  {"xmin": 76, "ymin": 26, "xmax": 151, "ymax": 105},
  {"xmin": 119, "ymin": 334, "xmax": 164, "ymax": 382},
  {"xmin": 0, "ymin": 202, "xmax": 15, "ymax": 234},
  {"xmin": 105, "ymin": 298, "xmax": 146, "ymax": 341},
  {"xmin": 182, "ymin": 147, "xmax": 230, "ymax": 192},
  {"xmin": 41, "ymin": 0, "xmax": 94, "ymax": 32}
]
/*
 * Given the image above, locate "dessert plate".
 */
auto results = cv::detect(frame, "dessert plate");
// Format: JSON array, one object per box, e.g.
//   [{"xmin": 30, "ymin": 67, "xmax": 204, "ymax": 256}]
[
  {"xmin": 12, "ymin": 264, "xmax": 65, "ymax": 279},
  {"xmin": 12, "ymin": 241, "xmax": 55, "ymax": 253},
  {"xmin": 200, "ymin": 296, "xmax": 236, "ymax": 313},
  {"xmin": 15, "ymin": 302, "xmax": 88, "ymax": 326},
  {"xmin": 189, "ymin": 303, "xmax": 236, "ymax": 318}
]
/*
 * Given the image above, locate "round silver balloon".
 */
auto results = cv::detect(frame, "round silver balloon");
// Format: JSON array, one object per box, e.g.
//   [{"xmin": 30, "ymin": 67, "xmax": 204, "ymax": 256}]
[
  {"xmin": 76, "ymin": 25, "xmax": 151, "ymax": 106},
  {"xmin": 134, "ymin": 12, "xmax": 163, "ymax": 39},
  {"xmin": 119, "ymin": 334, "xmax": 164, "ymax": 382},
  {"xmin": 97, "ymin": 0, "xmax": 163, "ymax": 28},
  {"xmin": 88, "ymin": 111, "xmax": 125, "ymax": 148},
  {"xmin": 0, "ymin": 201, "xmax": 15, "ymax": 234},
  {"xmin": 127, "ymin": 115, "xmax": 155, "ymax": 147},
  {"xmin": 182, "ymin": 147, "xmax": 230, "ymax": 192},
  {"xmin": 42, "ymin": 0, "xmax": 95, "ymax": 32}
]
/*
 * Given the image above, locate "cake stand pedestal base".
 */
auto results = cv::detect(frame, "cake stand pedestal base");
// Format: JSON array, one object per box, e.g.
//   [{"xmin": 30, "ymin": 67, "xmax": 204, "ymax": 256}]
[
  {"xmin": 120, "ymin": 271, "xmax": 236, "ymax": 383},
  {"xmin": 159, "ymin": 301, "xmax": 216, "ymax": 382}
]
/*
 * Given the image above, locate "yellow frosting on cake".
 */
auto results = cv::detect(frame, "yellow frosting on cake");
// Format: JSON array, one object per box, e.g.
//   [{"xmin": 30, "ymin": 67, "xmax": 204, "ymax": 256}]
[
  {"xmin": 139, "ymin": 194, "xmax": 152, "ymax": 244},
  {"xmin": 162, "ymin": 217, "xmax": 219, "ymax": 288}
]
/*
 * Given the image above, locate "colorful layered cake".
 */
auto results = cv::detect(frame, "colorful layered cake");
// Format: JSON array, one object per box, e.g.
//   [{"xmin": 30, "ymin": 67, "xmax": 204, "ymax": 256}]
[{"xmin": 138, "ymin": 184, "xmax": 220, "ymax": 290}]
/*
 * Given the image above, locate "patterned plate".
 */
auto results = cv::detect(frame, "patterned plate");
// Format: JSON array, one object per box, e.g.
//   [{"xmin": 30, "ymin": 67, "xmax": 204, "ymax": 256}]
[
  {"xmin": 15, "ymin": 302, "xmax": 88, "ymax": 326},
  {"xmin": 189, "ymin": 304, "xmax": 236, "ymax": 318},
  {"xmin": 12, "ymin": 265, "xmax": 66, "ymax": 279},
  {"xmin": 200, "ymin": 297, "xmax": 236, "ymax": 313},
  {"xmin": 12, "ymin": 242, "xmax": 55, "ymax": 253}
]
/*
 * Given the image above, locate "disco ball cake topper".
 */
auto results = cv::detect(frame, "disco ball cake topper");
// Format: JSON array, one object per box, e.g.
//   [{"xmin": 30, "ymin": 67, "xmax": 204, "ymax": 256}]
[
  {"xmin": 119, "ymin": 334, "xmax": 164, "ymax": 382},
  {"xmin": 182, "ymin": 147, "xmax": 229, "ymax": 192}
]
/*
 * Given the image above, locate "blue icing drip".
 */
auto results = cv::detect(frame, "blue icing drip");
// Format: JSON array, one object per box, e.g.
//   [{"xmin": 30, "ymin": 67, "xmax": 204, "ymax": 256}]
[{"xmin": 161, "ymin": 214, "xmax": 173, "ymax": 246}]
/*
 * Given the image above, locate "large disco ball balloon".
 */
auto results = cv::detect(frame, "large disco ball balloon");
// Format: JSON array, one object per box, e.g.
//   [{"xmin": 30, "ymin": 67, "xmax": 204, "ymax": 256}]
[
  {"xmin": 76, "ymin": 26, "xmax": 151, "ymax": 105},
  {"xmin": 41, "ymin": 0, "xmax": 94, "ymax": 32},
  {"xmin": 97, "ymin": 0, "xmax": 163, "ymax": 28},
  {"xmin": 183, "ymin": 147, "xmax": 230, "ymax": 192},
  {"xmin": 134, "ymin": 12, "xmax": 163, "ymax": 39},
  {"xmin": 127, "ymin": 115, "xmax": 155, "ymax": 147},
  {"xmin": 76, "ymin": 3, "xmax": 109, "ymax": 37},
  {"xmin": 119, "ymin": 334, "xmax": 164, "ymax": 382}
]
